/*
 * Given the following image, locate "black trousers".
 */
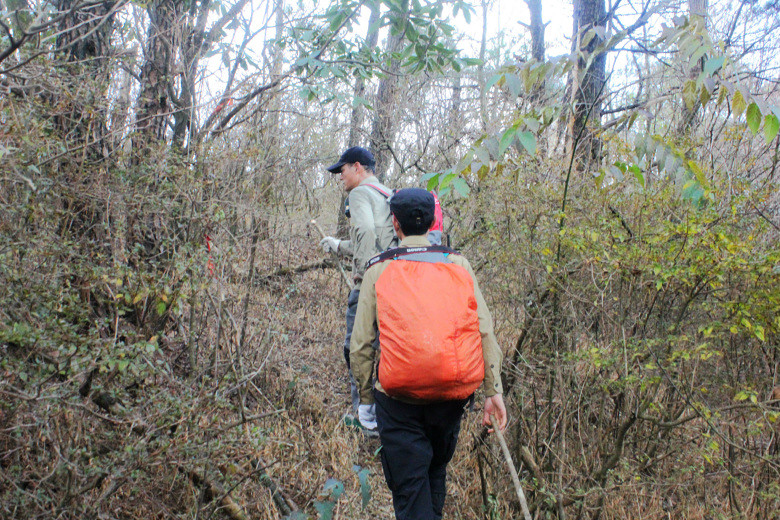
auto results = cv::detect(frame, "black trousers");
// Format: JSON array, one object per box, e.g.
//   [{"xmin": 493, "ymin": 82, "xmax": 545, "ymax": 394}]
[{"xmin": 374, "ymin": 390, "xmax": 469, "ymax": 520}]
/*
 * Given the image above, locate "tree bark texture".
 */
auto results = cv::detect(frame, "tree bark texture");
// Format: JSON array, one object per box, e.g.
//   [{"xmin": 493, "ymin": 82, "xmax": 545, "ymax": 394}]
[
  {"xmin": 171, "ymin": 0, "xmax": 211, "ymax": 149},
  {"xmin": 525, "ymin": 0, "xmax": 545, "ymax": 62},
  {"xmin": 369, "ymin": 2, "xmax": 409, "ymax": 182},
  {"xmin": 339, "ymin": 2, "xmax": 381, "ymax": 236},
  {"xmin": 524, "ymin": 0, "xmax": 546, "ymax": 105},
  {"xmin": 348, "ymin": 3, "xmax": 380, "ymax": 148},
  {"xmin": 53, "ymin": 0, "xmax": 117, "ymax": 150},
  {"xmin": 569, "ymin": 0, "xmax": 606, "ymax": 172},
  {"xmin": 134, "ymin": 0, "xmax": 182, "ymax": 148}
]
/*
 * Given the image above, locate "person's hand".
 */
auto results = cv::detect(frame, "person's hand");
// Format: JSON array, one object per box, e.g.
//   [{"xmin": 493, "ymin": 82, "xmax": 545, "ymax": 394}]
[
  {"xmin": 358, "ymin": 403, "xmax": 377, "ymax": 430},
  {"xmin": 482, "ymin": 394, "xmax": 507, "ymax": 433},
  {"xmin": 320, "ymin": 236, "xmax": 340, "ymax": 254}
]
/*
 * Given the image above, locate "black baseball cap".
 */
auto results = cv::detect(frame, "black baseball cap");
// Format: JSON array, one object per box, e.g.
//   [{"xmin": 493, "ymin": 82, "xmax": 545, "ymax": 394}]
[
  {"xmin": 326, "ymin": 146, "xmax": 375, "ymax": 173},
  {"xmin": 389, "ymin": 188, "xmax": 435, "ymax": 229}
]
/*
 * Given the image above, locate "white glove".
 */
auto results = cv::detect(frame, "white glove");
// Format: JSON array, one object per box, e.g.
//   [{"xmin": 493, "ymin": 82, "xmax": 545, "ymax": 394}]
[
  {"xmin": 320, "ymin": 236, "xmax": 341, "ymax": 254},
  {"xmin": 358, "ymin": 403, "xmax": 377, "ymax": 430}
]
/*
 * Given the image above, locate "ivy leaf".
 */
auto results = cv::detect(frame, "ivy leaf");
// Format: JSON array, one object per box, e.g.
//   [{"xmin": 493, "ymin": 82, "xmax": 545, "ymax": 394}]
[
  {"xmin": 732, "ymin": 90, "xmax": 747, "ymax": 117},
  {"xmin": 746, "ymin": 103, "xmax": 761, "ymax": 135},
  {"xmin": 764, "ymin": 114, "xmax": 780, "ymax": 143},
  {"xmin": 518, "ymin": 131, "xmax": 536, "ymax": 155}
]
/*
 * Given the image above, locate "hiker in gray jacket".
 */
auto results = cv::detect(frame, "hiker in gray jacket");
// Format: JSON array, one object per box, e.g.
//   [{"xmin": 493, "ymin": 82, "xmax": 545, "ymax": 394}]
[{"xmin": 320, "ymin": 147, "xmax": 395, "ymax": 428}]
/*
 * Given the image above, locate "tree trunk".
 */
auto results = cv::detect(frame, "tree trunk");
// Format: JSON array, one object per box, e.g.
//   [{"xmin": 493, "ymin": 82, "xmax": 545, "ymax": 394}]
[
  {"xmin": 525, "ymin": 0, "xmax": 545, "ymax": 63},
  {"xmin": 524, "ymin": 0, "xmax": 546, "ymax": 106},
  {"xmin": 339, "ymin": 2, "xmax": 381, "ymax": 237},
  {"xmin": 568, "ymin": 0, "xmax": 606, "ymax": 172},
  {"xmin": 53, "ymin": 0, "xmax": 116, "ymax": 151},
  {"xmin": 368, "ymin": 1, "xmax": 409, "ymax": 182},
  {"xmin": 134, "ymin": 0, "xmax": 182, "ymax": 151},
  {"xmin": 171, "ymin": 0, "xmax": 211, "ymax": 150}
]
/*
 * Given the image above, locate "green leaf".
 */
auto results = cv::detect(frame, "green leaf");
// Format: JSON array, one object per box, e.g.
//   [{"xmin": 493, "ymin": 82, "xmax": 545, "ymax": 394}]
[
  {"xmin": 703, "ymin": 55, "xmax": 725, "ymax": 76},
  {"xmin": 426, "ymin": 172, "xmax": 441, "ymax": 191},
  {"xmin": 682, "ymin": 179, "xmax": 705, "ymax": 204},
  {"xmin": 524, "ymin": 117, "xmax": 540, "ymax": 132},
  {"xmin": 498, "ymin": 127, "xmax": 518, "ymax": 156},
  {"xmin": 764, "ymin": 114, "xmax": 780, "ymax": 143},
  {"xmin": 688, "ymin": 160, "xmax": 706, "ymax": 185},
  {"xmin": 594, "ymin": 169, "xmax": 605, "ymax": 189},
  {"xmin": 755, "ymin": 325, "xmax": 765, "ymax": 342},
  {"xmin": 630, "ymin": 165, "xmax": 645, "ymax": 188},
  {"xmin": 323, "ymin": 478, "xmax": 344, "ymax": 500},
  {"xmin": 732, "ymin": 90, "xmax": 747, "ymax": 117},
  {"xmin": 314, "ymin": 501, "xmax": 335, "ymax": 520},
  {"xmin": 518, "ymin": 131, "xmax": 536, "ymax": 155},
  {"xmin": 354, "ymin": 466, "xmax": 371, "ymax": 509},
  {"xmin": 683, "ymin": 80, "xmax": 697, "ymax": 112},
  {"xmin": 156, "ymin": 301, "xmax": 167, "ymax": 316},
  {"xmin": 474, "ymin": 146, "xmax": 490, "ymax": 165},
  {"xmin": 746, "ymin": 103, "xmax": 761, "ymax": 134},
  {"xmin": 452, "ymin": 177, "xmax": 470, "ymax": 196},
  {"xmin": 699, "ymin": 84, "xmax": 711, "ymax": 107},
  {"xmin": 580, "ymin": 28, "xmax": 596, "ymax": 49},
  {"xmin": 485, "ymin": 73, "xmax": 502, "ymax": 90},
  {"xmin": 420, "ymin": 171, "xmax": 438, "ymax": 183},
  {"xmin": 505, "ymin": 74, "xmax": 523, "ymax": 98},
  {"xmin": 439, "ymin": 172, "xmax": 457, "ymax": 190}
]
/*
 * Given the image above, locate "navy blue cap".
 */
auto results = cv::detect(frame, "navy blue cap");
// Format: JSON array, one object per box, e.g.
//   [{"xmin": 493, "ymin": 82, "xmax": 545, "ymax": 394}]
[
  {"xmin": 389, "ymin": 188, "xmax": 435, "ymax": 229},
  {"xmin": 326, "ymin": 146, "xmax": 375, "ymax": 173}
]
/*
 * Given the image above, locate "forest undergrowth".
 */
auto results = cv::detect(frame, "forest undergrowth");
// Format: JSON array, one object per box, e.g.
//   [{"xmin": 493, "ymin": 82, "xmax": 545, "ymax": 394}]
[
  {"xmin": 3, "ymin": 2, "xmax": 780, "ymax": 517},
  {"xmin": 2, "ymin": 152, "xmax": 778, "ymax": 519}
]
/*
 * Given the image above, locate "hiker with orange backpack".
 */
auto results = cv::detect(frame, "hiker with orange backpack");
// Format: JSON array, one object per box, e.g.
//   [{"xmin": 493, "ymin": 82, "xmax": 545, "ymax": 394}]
[
  {"xmin": 321, "ymin": 147, "xmax": 395, "ymax": 430},
  {"xmin": 350, "ymin": 188, "xmax": 507, "ymax": 520}
]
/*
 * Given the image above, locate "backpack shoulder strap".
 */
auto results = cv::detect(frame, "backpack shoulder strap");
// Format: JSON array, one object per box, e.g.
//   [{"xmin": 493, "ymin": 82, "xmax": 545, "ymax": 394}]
[
  {"xmin": 367, "ymin": 245, "xmax": 459, "ymax": 269},
  {"xmin": 360, "ymin": 183, "xmax": 392, "ymax": 199}
]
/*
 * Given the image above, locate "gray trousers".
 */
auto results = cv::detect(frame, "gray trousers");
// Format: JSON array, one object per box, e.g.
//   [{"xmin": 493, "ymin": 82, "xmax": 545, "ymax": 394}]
[{"xmin": 344, "ymin": 287, "xmax": 379, "ymax": 414}]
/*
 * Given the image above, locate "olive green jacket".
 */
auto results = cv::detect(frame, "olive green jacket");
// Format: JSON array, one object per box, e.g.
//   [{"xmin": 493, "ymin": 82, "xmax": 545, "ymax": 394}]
[
  {"xmin": 350, "ymin": 235, "xmax": 504, "ymax": 405},
  {"xmin": 337, "ymin": 176, "xmax": 395, "ymax": 288}
]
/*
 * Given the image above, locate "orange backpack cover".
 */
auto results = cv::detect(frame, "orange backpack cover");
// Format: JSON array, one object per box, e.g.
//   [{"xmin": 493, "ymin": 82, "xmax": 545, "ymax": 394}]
[{"xmin": 375, "ymin": 259, "xmax": 484, "ymax": 400}]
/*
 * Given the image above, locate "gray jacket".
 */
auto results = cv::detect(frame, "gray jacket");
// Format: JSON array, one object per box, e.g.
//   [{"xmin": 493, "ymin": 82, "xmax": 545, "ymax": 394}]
[{"xmin": 338, "ymin": 176, "xmax": 395, "ymax": 287}]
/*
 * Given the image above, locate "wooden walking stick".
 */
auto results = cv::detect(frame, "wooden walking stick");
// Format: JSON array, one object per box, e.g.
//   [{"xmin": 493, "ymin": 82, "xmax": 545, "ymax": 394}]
[
  {"xmin": 309, "ymin": 220, "xmax": 354, "ymax": 290},
  {"xmin": 491, "ymin": 415, "xmax": 532, "ymax": 520}
]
